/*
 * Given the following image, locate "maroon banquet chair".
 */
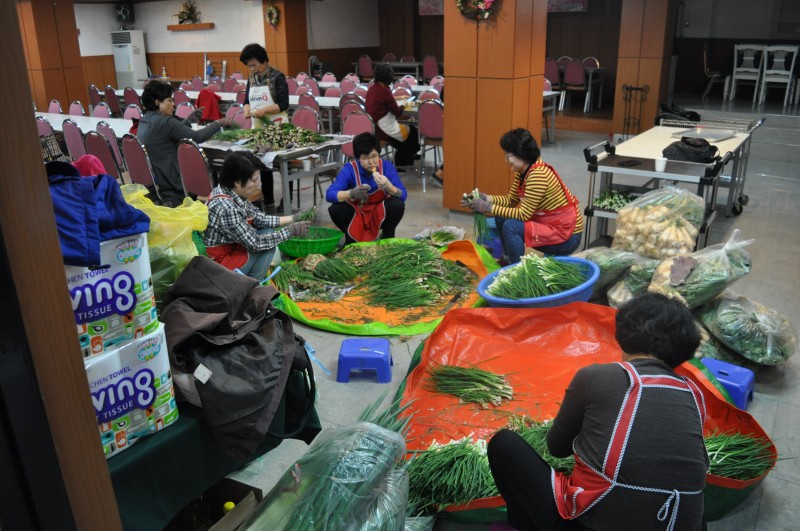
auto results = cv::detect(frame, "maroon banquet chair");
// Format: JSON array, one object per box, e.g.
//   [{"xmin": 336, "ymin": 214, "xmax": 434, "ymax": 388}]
[
  {"xmin": 177, "ymin": 139, "xmax": 214, "ymax": 199},
  {"xmin": 121, "ymin": 133, "xmax": 161, "ymax": 199}
]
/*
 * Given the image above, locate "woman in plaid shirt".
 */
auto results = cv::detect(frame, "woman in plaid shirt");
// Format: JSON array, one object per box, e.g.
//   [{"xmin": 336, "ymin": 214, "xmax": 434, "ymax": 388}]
[{"xmin": 204, "ymin": 152, "xmax": 310, "ymax": 280}]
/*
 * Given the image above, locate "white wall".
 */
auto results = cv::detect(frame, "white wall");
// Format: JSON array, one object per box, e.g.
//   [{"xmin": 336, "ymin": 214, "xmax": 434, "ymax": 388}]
[
  {"xmin": 74, "ymin": 3, "xmax": 123, "ymax": 56},
  {"xmin": 679, "ymin": 0, "xmax": 780, "ymax": 40},
  {"xmin": 306, "ymin": 0, "xmax": 379, "ymax": 49},
  {"xmin": 74, "ymin": 0, "xmax": 266, "ymax": 56}
]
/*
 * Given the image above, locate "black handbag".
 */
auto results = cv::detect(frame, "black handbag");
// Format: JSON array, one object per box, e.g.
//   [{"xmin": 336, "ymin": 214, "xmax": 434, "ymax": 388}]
[{"xmin": 662, "ymin": 136, "xmax": 720, "ymax": 163}]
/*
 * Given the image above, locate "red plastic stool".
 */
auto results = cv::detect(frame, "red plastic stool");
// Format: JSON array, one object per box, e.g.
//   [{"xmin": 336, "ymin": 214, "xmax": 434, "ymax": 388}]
[{"xmin": 336, "ymin": 338, "xmax": 393, "ymax": 383}]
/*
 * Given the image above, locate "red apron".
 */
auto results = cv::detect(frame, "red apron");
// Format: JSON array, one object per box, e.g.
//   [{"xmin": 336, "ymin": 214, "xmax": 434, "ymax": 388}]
[
  {"xmin": 552, "ymin": 362, "xmax": 706, "ymax": 531},
  {"xmin": 345, "ymin": 160, "xmax": 388, "ymax": 242},
  {"xmin": 205, "ymin": 193, "xmax": 251, "ymax": 270},
  {"xmin": 520, "ymin": 163, "xmax": 580, "ymax": 247}
]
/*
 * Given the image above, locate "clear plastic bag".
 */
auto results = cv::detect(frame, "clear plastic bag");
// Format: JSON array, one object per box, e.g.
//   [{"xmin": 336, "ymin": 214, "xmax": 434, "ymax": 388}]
[
  {"xmin": 696, "ymin": 295, "xmax": 797, "ymax": 366},
  {"xmin": 122, "ymin": 184, "xmax": 208, "ymax": 308},
  {"xmin": 241, "ymin": 423, "xmax": 406, "ymax": 531},
  {"xmin": 360, "ymin": 467, "xmax": 409, "ymax": 531},
  {"xmin": 573, "ymin": 247, "xmax": 638, "ymax": 294},
  {"xmin": 648, "ymin": 229, "xmax": 753, "ymax": 309},
  {"xmin": 404, "ymin": 517, "xmax": 435, "ymax": 531},
  {"xmin": 693, "ymin": 319, "xmax": 761, "ymax": 371},
  {"xmin": 605, "ymin": 257, "xmax": 661, "ymax": 308},
  {"xmin": 611, "ymin": 186, "xmax": 705, "ymax": 258}
]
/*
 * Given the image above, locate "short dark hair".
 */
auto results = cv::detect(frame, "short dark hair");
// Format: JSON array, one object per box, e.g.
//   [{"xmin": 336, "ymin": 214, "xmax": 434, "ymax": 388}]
[
  {"xmin": 219, "ymin": 151, "xmax": 266, "ymax": 188},
  {"xmin": 353, "ymin": 132, "xmax": 381, "ymax": 159},
  {"xmin": 240, "ymin": 43, "xmax": 268, "ymax": 65},
  {"xmin": 141, "ymin": 80, "xmax": 174, "ymax": 112},
  {"xmin": 615, "ymin": 293, "xmax": 701, "ymax": 368},
  {"xmin": 499, "ymin": 128, "xmax": 540, "ymax": 164},
  {"xmin": 374, "ymin": 63, "xmax": 395, "ymax": 85}
]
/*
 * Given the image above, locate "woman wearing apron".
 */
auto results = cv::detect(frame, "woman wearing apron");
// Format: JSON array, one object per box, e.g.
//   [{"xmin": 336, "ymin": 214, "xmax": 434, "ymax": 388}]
[
  {"xmin": 365, "ymin": 63, "xmax": 420, "ymax": 168},
  {"xmin": 325, "ymin": 132, "xmax": 407, "ymax": 245},
  {"xmin": 204, "ymin": 152, "xmax": 310, "ymax": 281},
  {"xmin": 462, "ymin": 129, "xmax": 583, "ymax": 264},
  {"xmin": 239, "ymin": 43, "xmax": 290, "ymax": 208},
  {"xmin": 488, "ymin": 293, "xmax": 708, "ymax": 531}
]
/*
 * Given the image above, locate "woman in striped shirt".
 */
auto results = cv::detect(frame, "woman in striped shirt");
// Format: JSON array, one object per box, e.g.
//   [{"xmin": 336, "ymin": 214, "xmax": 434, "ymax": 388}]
[{"xmin": 463, "ymin": 128, "xmax": 583, "ymax": 263}]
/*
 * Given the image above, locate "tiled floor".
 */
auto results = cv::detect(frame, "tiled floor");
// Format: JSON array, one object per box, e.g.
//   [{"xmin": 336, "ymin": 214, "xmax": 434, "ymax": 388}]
[{"xmin": 229, "ymin": 96, "xmax": 799, "ymax": 531}]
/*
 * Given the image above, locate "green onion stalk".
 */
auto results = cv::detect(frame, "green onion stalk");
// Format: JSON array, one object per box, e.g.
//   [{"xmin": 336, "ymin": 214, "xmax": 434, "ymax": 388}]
[
  {"xmin": 295, "ymin": 207, "xmax": 317, "ymax": 222},
  {"xmin": 358, "ymin": 389, "xmax": 415, "ymax": 437},
  {"xmin": 705, "ymin": 431, "xmax": 775, "ymax": 481},
  {"xmin": 423, "ymin": 363, "xmax": 514, "ymax": 408},
  {"xmin": 462, "ymin": 189, "xmax": 492, "ymax": 243},
  {"xmin": 309, "ymin": 257, "xmax": 358, "ymax": 284},
  {"xmin": 487, "ymin": 254, "xmax": 587, "ymax": 300},
  {"xmin": 430, "ymin": 229, "xmax": 458, "ymax": 247},
  {"xmin": 407, "ymin": 438, "xmax": 498, "ymax": 513},
  {"xmin": 505, "ymin": 417, "xmax": 575, "ymax": 473}
]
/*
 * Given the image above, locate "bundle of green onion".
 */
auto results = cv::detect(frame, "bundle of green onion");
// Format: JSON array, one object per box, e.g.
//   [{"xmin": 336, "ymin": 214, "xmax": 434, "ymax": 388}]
[
  {"xmin": 354, "ymin": 242, "xmax": 474, "ymax": 310},
  {"xmin": 271, "ymin": 261, "xmax": 326, "ymax": 294},
  {"xmin": 295, "ymin": 207, "xmax": 317, "ymax": 222},
  {"xmin": 506, "ymin": 417, "xmax": 575, "ymax": 473},
  {"xmin": 705, "ymin": 431, "xmax": 775, "ymax": 480},
  {"xmin": 423, "ymin": 363, "xmax": 513, "ymax": 408},
  {"xmin": 462, "ymin": 189, "xmax": 492, "ymax": 243},
  {"xmin": 407, "ymin": 439, "xmax": 498, "ymax": 512},
  {"xmin": 307, "ymin": 256, "xmax": 357, "ymax": 284},
  {"xmin": 487, "ymin": 254, "xmax": 587, "ymax": 300},
  {"xmin": 430, "ymin": 229, "xmax": 458, "ymax": 247}
]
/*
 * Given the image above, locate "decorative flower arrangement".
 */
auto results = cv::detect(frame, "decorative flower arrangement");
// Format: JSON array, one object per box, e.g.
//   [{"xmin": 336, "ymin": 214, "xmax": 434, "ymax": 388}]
[
  {"xmin": 265, "ymin": 5, "xmax": 280, "ymax": 28},
  {"xmin": 456, "ymin": 0, "xmax": 497, "ymax": 21},
  {"xmin": 174, "ymin": 0, "xmax": 201, "ymax": 24}
]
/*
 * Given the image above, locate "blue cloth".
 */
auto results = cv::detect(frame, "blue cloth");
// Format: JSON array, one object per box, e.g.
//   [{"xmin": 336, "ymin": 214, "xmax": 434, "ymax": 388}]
[
  {"xmin": 47, "ymin": 161, "xmax": 150, "ymax": 266},
  {"xmin": 496, "ymin": 216, "xmax": 582, "ymax": 263}
]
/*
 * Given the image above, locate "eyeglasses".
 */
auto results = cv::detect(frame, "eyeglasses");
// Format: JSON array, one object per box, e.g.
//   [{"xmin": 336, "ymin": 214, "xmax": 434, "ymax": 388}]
[
  {"xmin": 359, "ymin": 154, "xmax": 380, "ymax": 162},
  {"xmin": 505, "ymin": 153, "xmax": 515, "ymax": 161}
]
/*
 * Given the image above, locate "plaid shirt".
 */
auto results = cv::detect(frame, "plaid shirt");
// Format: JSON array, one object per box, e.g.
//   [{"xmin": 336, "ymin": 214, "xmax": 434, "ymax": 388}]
[{"xmin": 204, "ymin": 185, "xmax": 289, "ymax": 251}]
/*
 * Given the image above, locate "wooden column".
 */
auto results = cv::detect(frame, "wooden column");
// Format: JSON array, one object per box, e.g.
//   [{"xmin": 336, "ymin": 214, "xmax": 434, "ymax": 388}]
[
  {"xmin": 613, "ymin": 0, "xmax": 678, "ymax": 134},
  {"xmin": 442, "ymin": 0, "xmax": 547, "ymax": 210},
  {"xmin": 4, "ymin": 1, "xmax": 122, "ymax": 529},
  {"xmin": 17, "ymin": 0, "xmax": 84, "ymax": 112},
  {"xmin": 263, "ymin": 0, "xmax": 309, "ymax": 77}
]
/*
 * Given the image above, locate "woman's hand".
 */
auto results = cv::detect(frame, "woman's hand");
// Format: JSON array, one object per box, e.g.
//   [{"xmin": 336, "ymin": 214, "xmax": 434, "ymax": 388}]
[
  {"xmin": 216, "ymin": 117, "xmax": 234, "ymax": 128},
  {"xmin": 286, "ymin": 222, "xmax": 310, "ymax": 238},
  {"xmin": 348, "ymin": 184, "xmax": 370, "ymax": 201},
  {"xmin": 470, "ymin": 198, "xmax": 491, "ymax": 214}
]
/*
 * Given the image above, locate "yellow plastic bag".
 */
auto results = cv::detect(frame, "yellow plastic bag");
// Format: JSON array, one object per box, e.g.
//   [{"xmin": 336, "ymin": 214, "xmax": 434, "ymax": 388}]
[{"xmin": 121, "ymin": 184, "xmax": 208, "ymax": 308}]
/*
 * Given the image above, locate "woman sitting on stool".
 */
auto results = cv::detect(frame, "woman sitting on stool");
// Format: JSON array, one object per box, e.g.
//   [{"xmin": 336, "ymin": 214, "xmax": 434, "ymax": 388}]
[
  {"xmin": 462, "ymin": 128, "xmax": 583, "ymax": 263},
  {"xmin": 326, "ymin": 132, "xmax": 407, "ymax": 245},
  {"xmin": 204, "ymin": 152, "xmax": 310, "ymax": 281}
]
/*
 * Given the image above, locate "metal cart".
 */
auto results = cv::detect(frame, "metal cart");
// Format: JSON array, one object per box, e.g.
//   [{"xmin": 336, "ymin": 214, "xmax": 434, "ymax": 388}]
[
  {"xmin": 582, "ymin": 139, "xmax": 732, "ymax": 249},
  {"xmin": 658, "ymin": 117, "xmax": 765, "ymax": 216}
]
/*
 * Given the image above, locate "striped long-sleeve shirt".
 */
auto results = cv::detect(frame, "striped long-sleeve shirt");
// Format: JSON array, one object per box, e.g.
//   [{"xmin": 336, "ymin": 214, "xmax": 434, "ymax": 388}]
[{"xmin": 489, "ymin": 159, "xmax": 584, "ymax": 234}]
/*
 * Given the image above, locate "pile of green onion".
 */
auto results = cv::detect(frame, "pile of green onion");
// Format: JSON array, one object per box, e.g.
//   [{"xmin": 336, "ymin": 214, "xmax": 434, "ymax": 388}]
[
  {"xmin": 407, "ymin": 439, "xmax": 498, "ymax": 512},
  {"xmin": 506, "ymin": 417, "xmax": 575, "ymax": 473},
  {"xmin": 423, "ymin": 363, "xmax": 513, "ymax": 408},
  {"xmin": 306, "ymin": 256, "xmax": 357, "ymax": 284},
  {"xmin": 487, "ymin": 254, "xmax": 587, "ymax": 300},
  {"xmin": 705, "ymin": 431, "xmax": 775, "ymax": 480}
]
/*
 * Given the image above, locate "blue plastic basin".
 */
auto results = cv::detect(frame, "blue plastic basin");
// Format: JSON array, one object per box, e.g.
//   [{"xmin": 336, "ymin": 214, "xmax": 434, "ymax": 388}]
[{"xmin": 477, "ymin": 256, "xmax": 600, "ymax": 308}]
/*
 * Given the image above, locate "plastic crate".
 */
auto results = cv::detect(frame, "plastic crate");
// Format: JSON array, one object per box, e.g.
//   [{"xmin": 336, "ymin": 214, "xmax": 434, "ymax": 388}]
[
  {"xmin": 477, "ymin": 257, "xmax": 600, "ymax": 308},
  {"xmin": 278, "ymin": 227, "xmax": 343, "ymax": 258}
]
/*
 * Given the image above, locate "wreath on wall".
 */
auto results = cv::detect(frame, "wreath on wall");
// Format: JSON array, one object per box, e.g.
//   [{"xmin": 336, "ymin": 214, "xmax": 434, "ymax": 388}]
[
  {"xmin": 265, "ymin": 5, "xmax": 280, "ymax": 28},
  {"xmin": 456, "ymin": 0, "xmax": 497, "ymax": 21}
]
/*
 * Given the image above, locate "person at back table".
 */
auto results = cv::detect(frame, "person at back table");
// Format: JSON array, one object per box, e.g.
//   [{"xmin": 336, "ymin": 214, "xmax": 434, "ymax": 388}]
[
  {"xmin": 239, "ymin": 42, "xmax": 290, "ymax": 208},
  {"xmin": 325, "ymin": 132, "xmax": 407, "ymax": 245},
  {"xmin": 366, "ymin": 63, "xmax": 419, "ymax": 168},
  {"xmin": 137, "ymin": 80, "xmax": 232, "ymax": 207}
]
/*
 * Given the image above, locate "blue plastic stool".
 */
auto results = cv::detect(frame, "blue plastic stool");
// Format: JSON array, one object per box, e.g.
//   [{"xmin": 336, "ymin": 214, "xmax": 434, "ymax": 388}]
[
  {"xmin": 701, "ymin": 358, "xmax": 755, "ymax": 410},
  {"xmin": 336, "ymin": 338, "xmax": 393, "ymax": 383}
]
